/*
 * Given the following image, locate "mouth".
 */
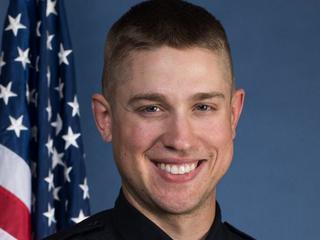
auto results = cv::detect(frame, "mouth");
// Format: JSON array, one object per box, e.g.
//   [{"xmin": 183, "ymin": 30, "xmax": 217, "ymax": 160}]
[
  {"xmin": 156, "ymin": 161, "xmax": 201, "ymax": 175},
  {"xmin": 151, "ymin": 159, "xmax": 206, "ymax": 183}
]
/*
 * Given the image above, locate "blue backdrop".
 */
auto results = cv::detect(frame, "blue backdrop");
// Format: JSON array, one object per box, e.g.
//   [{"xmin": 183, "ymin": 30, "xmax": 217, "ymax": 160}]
[{"xmin": 1, "ymin": 1, "xmax": 319, "ymax": 239}]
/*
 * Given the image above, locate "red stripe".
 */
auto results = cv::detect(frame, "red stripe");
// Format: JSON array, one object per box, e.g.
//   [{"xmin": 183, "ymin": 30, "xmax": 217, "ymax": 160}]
[{"xmin": 0, "ymin": 186, "xmax": 31, "ymax": 240}]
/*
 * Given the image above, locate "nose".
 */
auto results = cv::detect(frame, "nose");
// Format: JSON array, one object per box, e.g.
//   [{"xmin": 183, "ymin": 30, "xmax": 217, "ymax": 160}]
[{"xmin": 160, "ymin": 114, "xmax": 195, "ymax": 152}]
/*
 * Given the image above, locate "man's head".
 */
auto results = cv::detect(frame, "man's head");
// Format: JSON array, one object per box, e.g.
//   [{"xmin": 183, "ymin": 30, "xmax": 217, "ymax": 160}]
[
  {"xmin": 102, "ymin": 0, "xmax": 235, "ymax": 101},
  {"xmin": 93, "ymin": 0, "xmax": 244, "ymax": 223}
]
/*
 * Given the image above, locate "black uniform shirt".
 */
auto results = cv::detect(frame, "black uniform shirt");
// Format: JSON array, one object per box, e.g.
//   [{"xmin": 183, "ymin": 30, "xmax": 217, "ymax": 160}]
[{"xmin": 46, "ymin": 191, "xmax": 254, "ymax": 240}]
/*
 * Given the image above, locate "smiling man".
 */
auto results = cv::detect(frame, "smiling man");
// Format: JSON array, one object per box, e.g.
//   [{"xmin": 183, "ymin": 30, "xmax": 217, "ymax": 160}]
[{"xmin": 47, "ymin": 0, "xmax": 254, "ymax": 239}]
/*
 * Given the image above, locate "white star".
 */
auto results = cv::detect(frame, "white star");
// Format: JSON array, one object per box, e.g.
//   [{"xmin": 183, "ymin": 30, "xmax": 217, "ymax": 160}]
[
  {"xmin": 79, "ymin": 178, "xmax": 90, "ymax": 199},
  {"xmin": 5, "ymin": 13, "xmax": 27, "ymax": 36},
  {"xmin": 36, "ymin": 21, "xmax": 41, "ymax": 37},
  {"xmin": 43, "ymin": 204, "xmax": 56, "ymax": 227},
  {"xmin": 62, "ymin": 127, "xmax": 80, "ymax": 150},
  {"xmin": 46, "ymin": 0, "xmax": 58, "ymax": 17},
  {"xmin": 0, "ymin": 82, "xmax": 17, "ymax": 105},
  {"xmin": 54, "ymin": 78, "xmax": 64, "ymax": 99},
  {"xmin": 7, "ymin": 115, "xmax": 28, "ymax": 137},
  {"xmin": 46, "ymin": 66, "xmax": 51, "ymax": 86},
  {"xmin": 71, "ymin": 210, "xmax": 88, "ymax": 224},
  {"xmin": 14, "ymin": 47, "xmax": 30, "ymax": 69},
  {"xmin": 26, "ymin": 85, "xmax": 36, "ymax": 105},
  {"xmin": 58, "ymin": 44, "xmax": 72, "ymax": 65},
  {"xmin": 44, "ymin": 170, "xmax": 54, "ymax": 191},
  {"xmin": 52, "ymin": 148, "xmax": 64, "ymax": 169},
  {"xmin": 46, "ymin": 99, "xmax": 52, "ymax": 120},
  {"xmin": 45, "ymin": 136, "xmax": 54, "ymax": 156},
  {"xmin": 53, "ymin": 186, "xmax": 62, "ymax": 201},
  {"xmin": 64, "ymin": 165, "xmax": 72, "ymax": 182},
  {"xmin": 0, "ymin": 51, "xmax": 5, "ymax": 74},
  {"xmin": 68, "ymin": 96, "xmax": 80, "ymax": 117},
  {"xmin": 51, "ymin": 114, "xmax": 63, "ymax": 135},
  {"xmin": 46, "ymin": 31, "xmax": 55, "ymax": 50},
  {"xmin": 35, "ymin": 56, "xmax": 40, "ymax": 72}
]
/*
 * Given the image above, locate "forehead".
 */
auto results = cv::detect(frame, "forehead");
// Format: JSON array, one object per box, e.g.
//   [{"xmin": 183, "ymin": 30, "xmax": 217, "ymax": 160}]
[{"xmin": 116, "ymin": 47, "xmax": 232, "ymax": 100}]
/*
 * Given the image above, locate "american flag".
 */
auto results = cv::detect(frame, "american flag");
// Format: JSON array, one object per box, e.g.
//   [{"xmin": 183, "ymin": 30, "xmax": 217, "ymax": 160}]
[{"xmin": 0, "ymin": 0, "xmax": 90, "ymax": 239}]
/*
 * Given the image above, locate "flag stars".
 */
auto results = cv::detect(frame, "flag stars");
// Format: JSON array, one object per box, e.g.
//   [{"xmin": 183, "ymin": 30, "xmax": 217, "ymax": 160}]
[
  {"xmin": 58, "ymin": 44, "xmax": 72, "ymax": 65},
  {"xmin": 52, "ymin": 148, "xmax": 64, "ymax": 169},
  {"xmin": 7, "ymin": 115, "xmax": 28, "ymax": 137},
  {"xmin": 51, "ymin": 114, "xmax": 63, "ymax": 135},
  {"xmin": 64, "ymin": 165, "xmax": 72, "ymax": 182},
  {"xmin": 43, "ymin": 204, "xmax": 56, "ymax": 227},
  {"xmin": 71, "ymin": 210, "xmax": 88, "ymax": 224},
  {"xmin": 35, "ymin": 56, "xmax": 40, "ymax": 72},
  {"xmin": 0, "ymin": 82, "xmax": 17, "ymax": 105},
  {"xmin": 44, "ymin": 170, "xmax": 54, "ymax": 191},
  {"xmin": 45, "ymin": 136, "xmax": 54, "ymax": 156},
  {"xmin": 54, "ymin": 78, "xmax": 64, "ymax": 99},
  {"xmin": 5, "ymin": 13, "xmax": 27, "ymax": 36},
  {"xmin": 27, "ymin": 87, "xmax": 36, "ymax": 105},
  {"xmin": 0, "ymin": 51, "xmax": 5, "ymax": 74},
  {"xmin": 79, "ymin": 178, "xmax": 90, "ymax": 199},
  {"xmin": 46, "ymin": 0, "xmax": 58, "ymax": 17},
  {"xmin": 14, "ymin": 47, "xmax": 30, "ymax": 69},
  {"xmin": 36, "ymin": 21, "xmax": 41, "ymax": 37},
  {"xmin": 53, "ymin": 186, "xmax": 62, "ymax": 201},
  {"xmin": 46, "ymin": 31, "xmax": 55, "ymax": 50},
  {"xmin": 68, "ymin": 96, "xmax": 80, "ymax": 117},
  {"xmin": 46, "ymin": 99, "xmax": 52, "ymax": 120},
  {"xmin": 46, "ymin": 66, "xmax": 51, "ymax": 86},
  {"xmin": 62, "ymin": 127, "xmax": 80, "ymax": 150}
]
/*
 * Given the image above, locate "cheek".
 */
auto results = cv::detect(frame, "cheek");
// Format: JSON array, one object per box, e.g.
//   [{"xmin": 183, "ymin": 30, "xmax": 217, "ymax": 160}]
[{"xmin": 113, "ymin": 116, "xmax": 163, "ymax": 155}]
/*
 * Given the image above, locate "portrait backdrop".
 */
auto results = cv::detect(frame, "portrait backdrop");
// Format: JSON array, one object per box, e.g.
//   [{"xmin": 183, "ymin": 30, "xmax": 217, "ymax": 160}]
[{"xmin": 1, "ymin": 1, "xmax": 319, "ymax": 239}]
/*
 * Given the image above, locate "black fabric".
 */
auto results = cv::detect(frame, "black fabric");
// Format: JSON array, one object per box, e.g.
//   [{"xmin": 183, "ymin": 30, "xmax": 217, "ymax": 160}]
[{"xmin": 45, "ymin": 191, "xmax": 254, "ymax": 240}]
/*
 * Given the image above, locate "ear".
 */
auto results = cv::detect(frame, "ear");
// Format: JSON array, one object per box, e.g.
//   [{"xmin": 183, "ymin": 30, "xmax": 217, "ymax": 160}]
[
  {"xmin": 230, "ymin": 89, "xmax": 245, "ymax": 139},
  {"xmin": 92, "ymin": 93, "xmax": 113, "ymax": 142}
]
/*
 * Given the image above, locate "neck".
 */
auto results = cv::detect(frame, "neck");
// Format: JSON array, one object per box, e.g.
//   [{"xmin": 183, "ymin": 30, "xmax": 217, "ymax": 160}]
[
  {"xmin": 123, "ymin": 189, "xmax": 216, "ymax": 240},
  {"xmin": 156, "ymin": 199, "xmax": 216, "ymax": 240}
]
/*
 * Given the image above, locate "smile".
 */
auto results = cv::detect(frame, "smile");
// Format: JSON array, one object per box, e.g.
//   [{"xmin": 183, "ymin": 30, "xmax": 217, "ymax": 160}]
[{"xmin": 156, "ymin": 162, "xmax": 198, "ymax": 175}]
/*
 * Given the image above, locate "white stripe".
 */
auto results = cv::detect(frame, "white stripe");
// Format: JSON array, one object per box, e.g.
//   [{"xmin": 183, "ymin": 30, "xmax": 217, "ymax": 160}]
[
  {"xmin": 0, "ymin": 228, "xmax": 17, "ymax": 240},
  {"xmin": 0, "ymin": 144, "xmax": 31, "ymax": 211}
]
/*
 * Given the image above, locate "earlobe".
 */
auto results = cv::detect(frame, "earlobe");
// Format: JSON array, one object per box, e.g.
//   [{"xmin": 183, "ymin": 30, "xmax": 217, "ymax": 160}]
[
  {"xmin": 231, "ymin": 89, "xmax": 245, "ymax": 139},
  {"xmin": 92, "ymin": 93, "xmax": 113, "ymax": 142}
]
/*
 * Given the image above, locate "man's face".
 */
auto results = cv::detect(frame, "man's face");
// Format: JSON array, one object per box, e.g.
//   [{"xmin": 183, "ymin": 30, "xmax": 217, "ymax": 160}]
[{"xmin": 93, "ymin": 46, "xmax": 244, "ymax": 216}]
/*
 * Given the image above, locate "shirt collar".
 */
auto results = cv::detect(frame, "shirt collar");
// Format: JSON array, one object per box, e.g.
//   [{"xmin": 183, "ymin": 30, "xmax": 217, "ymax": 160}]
[{"xmin": 111, "ymin": 190, "xmax": 224, "ymax": 240}]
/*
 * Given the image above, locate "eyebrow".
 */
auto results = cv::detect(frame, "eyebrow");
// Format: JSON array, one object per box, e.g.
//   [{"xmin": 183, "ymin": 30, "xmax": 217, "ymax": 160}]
[
  {"xmin": 127, "ymin": 91, "xmax": 225, "ymax": 106},
  {"xmin": 127, "ymin": 93, "xmax": 167, "ymax": 106},
  {"xmin": 190, "ymin": 92, "xmax": 225, "ymax": 101}
]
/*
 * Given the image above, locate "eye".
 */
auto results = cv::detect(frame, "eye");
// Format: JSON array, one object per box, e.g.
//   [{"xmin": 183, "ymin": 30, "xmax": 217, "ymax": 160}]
[
  {"xmin": 195, "ymin": 104, "xmax": 214, "ymax": 112},
  {"xmin": 139, "ymin": 105, "xmax": 161, "ymax": 113}
]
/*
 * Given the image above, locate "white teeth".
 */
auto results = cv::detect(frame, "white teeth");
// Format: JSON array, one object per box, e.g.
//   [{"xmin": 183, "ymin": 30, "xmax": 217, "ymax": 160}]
[
  {"xmin": 156, "ymin": 162, "xmax": 198, "ymax": 175},
  {"xmin": 171, "ymin": 165, "xmax": 178, "ymax": 174}
]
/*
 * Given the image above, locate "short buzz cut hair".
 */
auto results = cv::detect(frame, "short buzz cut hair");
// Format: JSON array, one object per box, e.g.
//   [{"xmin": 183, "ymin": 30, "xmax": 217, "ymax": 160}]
[{"xmin": 102, "ymin": 0, "xmax": 234, "ymax": 99}]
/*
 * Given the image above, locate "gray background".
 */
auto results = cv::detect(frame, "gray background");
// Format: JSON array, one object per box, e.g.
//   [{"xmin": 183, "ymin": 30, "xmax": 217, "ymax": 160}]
[{"xmin": 1, "ymin": 1, "xmax": 320, "ymax": 239}]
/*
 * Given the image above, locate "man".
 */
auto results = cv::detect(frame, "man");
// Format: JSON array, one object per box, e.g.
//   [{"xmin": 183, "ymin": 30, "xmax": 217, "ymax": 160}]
[{"xmin": 47, "ymin": 0, "xmax": 254, "ymax": 239}]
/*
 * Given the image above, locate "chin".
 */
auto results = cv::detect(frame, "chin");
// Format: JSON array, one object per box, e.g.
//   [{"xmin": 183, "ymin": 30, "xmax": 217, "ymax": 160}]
[{"xmin": 150, "ymin": 187, "xmax": 213, "ymax": 215}]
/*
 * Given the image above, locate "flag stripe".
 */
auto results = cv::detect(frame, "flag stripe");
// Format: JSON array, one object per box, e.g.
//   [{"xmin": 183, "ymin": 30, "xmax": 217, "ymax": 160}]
[
  {"xmin": 0, "ymin": 228, "xmax": 17, "ymax": 240},
  {"xmin": 0, "ymin": 144, "xmax": 31, "ymax": 210},
  {"xmin": 0, "ymin": 186, "xmax": 31, "ymax": 240}
]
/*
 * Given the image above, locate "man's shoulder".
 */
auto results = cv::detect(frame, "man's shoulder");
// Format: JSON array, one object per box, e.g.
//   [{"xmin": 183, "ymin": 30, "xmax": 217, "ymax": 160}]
[
  {"xmin": 45, "ymin": 209, "xmax": 117, "ymax": 240},
  {"xmin": 222, "ymin": 222, "xmax": 255, "ymax": 240}
]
